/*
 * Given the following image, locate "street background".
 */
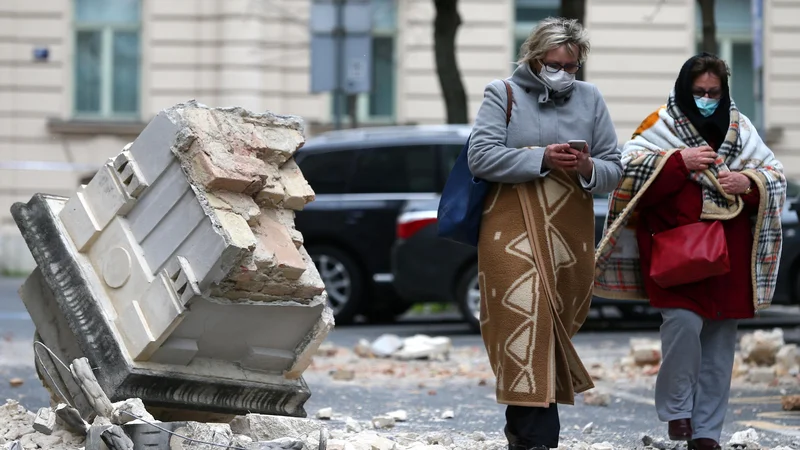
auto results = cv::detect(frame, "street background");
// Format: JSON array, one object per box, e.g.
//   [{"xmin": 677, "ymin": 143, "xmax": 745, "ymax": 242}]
[{"xmin": 1, "ymin": 1, "xmax": 800, "ymax": 449}]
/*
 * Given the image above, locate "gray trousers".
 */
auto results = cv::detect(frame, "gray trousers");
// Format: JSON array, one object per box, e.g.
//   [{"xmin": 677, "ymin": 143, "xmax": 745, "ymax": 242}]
[{"xmin": 655, "ymin": 308, "xmax": 738, "ymax": 442}]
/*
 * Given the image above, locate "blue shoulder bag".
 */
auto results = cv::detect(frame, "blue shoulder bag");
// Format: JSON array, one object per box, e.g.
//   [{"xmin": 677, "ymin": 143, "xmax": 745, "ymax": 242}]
[{"xmin": 437, "ymin": 80, "xmax": 514, "ymax": 247}]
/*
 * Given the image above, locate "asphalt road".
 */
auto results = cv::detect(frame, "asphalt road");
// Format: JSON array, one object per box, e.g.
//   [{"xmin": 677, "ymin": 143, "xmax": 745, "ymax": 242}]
[{"xmin": 1, "ymin": 276, "xmax": 799, "ymax": 449}]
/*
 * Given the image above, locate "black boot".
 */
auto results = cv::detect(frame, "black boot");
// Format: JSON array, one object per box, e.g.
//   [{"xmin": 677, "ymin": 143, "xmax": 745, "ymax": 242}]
[{"xmin": 505, "ymin": 404, "xmax": 560, "ymax": 450}]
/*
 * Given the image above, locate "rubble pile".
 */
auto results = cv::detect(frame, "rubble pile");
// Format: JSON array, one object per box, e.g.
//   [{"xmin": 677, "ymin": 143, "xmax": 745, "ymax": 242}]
[
  {"xmin": 594, "ymin": 338, "xmax": 663, "ymax": 382},
  {"xmin": 736, "ymin": 329, "xmax": 799, "ymax": 385},
  {"xmin": 354, "ymin": 334, "xmax": 453, "ymax": 360},
  {"xmin": 311, "ymin": 336, "xmax": 495, "ymax": 386},
  {"xmin": 7, "ymin": 102, "xmax": 338, "ymax": 447},
  {"xmin": 607, "ymin": 331, "xmax": 800, "ymax": 387},
  {"xmin": 4, "ymin": 398, "xmax": 798, "ymax": 450},
  {"xmin": 12, "ymin": 101, "xmax": 334, "ymax": 420}
]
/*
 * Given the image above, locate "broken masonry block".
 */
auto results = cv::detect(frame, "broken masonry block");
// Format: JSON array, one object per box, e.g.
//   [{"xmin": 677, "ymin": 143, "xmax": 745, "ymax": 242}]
[
  {"xmin": 100, "ymin": 424, "xmax": 135, "ymax": 450},
  {"xmin": 33, "ymin": 407, "xmax": 57, "ymax": 435},
  {"xmin": 70, "ymin": 357, "xmax": 115, "ymax": 419},
  {"xmin": 279, "ymin": 159, "xmax": 315, "ymax": 211},
  {"xmin": 54, "ymin": 404, "xmax": 89, "ymax": 435},
  {"xmin": 12, "ymin": 101, "xmax": 333, "ymax": 420}
]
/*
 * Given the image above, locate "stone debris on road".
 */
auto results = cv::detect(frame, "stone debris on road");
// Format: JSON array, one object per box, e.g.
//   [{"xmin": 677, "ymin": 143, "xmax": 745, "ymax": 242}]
[
  {"xmin": 320, "ymin": 331, "xmax": 797, "ymax": 391},
  {"xmin": 728, "ymin": 428, "xmax": 761, "ymax": 449},
  {"xmin": 582, "ymin": 389, "xmax": 611, "ymax": 407},
  {"xmin": 8, "ymin": 378, "xmax": 23, "ymax": 388},
  {"xmin": 386, "ymin": 410, "xmax": 409, "ymax": 422},
  {"xmin": 2, "ymin": 392, "xmax": 798, "ymax": 450},
  {"xmin": 601, "ymin": 332, "xmax": 800, "ymax": 389},
  {"xmin": 781, "ymin": 394, "xmax": 800, "ymax": 411},
  {"xmin": 371, "ymin": 415, "xmax": 396, "ymax": 429},
  {"xmin": 741, "ymin": 329, "xmax": 786, "ymax": 366},
  {"xmin": 316, "ymin": 407, "xmax": 333, "ymax": 420},
  {"xmin": 348, "ymin": 334, "xmax": 454, "ymax": 361},
  {"xmin": 311, "ymin": 339, "xmax": 492, "ymax": 386}
]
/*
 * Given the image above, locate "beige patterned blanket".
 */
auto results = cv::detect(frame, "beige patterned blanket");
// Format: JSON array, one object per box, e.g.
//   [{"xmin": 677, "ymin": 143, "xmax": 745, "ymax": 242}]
[{"xmin": 478, "ymin": 170, "xmax": 595, "ymax": 406}]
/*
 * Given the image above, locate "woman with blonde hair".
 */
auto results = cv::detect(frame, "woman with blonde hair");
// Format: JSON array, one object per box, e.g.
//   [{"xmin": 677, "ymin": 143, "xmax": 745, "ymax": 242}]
[
  {"xmin": 595, "ymin": 53, "xmax": 786, "ymax": 450},
  {"xmin": 467, "ymin": 17, "xmax": 622, "ymax": 450}
]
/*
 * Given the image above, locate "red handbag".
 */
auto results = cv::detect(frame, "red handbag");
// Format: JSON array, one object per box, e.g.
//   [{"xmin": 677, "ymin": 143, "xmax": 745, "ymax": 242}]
[{"xmin": 649, "ymin": 220, "xmax": 730, "ymax": 289}]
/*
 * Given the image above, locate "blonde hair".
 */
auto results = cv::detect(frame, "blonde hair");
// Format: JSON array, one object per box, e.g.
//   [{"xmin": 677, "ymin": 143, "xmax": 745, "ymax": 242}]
[{"xmin": 517, "ymin": 17, "xmax": 590, "ymax": 66}]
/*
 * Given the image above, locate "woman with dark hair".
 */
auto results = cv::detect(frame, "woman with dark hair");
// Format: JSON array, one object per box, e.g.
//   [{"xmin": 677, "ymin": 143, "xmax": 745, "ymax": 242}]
[{"xmin": 594, "ymin": 53, "xmax": 786, "ymax": 450}]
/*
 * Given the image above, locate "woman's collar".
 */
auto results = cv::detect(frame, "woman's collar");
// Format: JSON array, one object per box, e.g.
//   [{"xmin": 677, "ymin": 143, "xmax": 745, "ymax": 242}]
[{"xmin": 511, "ymin": 63, "xmax": 575, "ymax": 103}]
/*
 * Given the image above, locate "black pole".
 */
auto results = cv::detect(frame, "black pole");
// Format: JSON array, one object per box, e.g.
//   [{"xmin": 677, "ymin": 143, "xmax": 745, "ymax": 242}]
[{"xmin": 333, "ymin": 0, "xmax": 345, "ymax": 130}]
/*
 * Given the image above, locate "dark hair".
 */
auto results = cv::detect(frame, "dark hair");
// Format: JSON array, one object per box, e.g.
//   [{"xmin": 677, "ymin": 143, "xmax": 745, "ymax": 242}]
[
  {"xmin": 674, "ymin": 52, "xmax": 731, "ymax": 146},
  {"xmin": 690, "ymin": 54, "xmax": 730, "ymax": 82}
]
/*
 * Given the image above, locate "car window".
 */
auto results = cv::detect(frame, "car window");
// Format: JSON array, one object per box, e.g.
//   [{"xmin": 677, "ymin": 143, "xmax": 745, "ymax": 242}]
[
  {"xmin": 440, "ymin": 144, "xmax": 464, "ymax": 182},
  {"xmin": 350, "ymin": 145, "xmax": 437, "ymax": 194},
  {"xmin": 296, "ymin": 149, "xmax": 355, "ymax": 194}
]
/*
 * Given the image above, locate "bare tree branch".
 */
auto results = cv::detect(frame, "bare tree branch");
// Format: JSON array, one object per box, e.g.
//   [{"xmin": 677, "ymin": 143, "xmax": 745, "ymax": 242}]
[{"xmin": 643, "ymin": 0, "xmax": 668, "ymax": 22}]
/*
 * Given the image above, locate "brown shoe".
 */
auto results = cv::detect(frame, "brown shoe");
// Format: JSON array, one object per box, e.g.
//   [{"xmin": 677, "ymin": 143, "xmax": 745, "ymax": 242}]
[
  {"xmin": 668, "ymin": 419, "xmax": 692, "ymax": 441},
  {"xmin": 688, "ymin": 438, "xmax": 721, "ymax": 450}
]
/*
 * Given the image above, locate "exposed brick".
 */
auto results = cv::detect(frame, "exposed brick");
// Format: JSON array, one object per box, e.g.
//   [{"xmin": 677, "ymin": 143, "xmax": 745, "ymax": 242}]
[
  {"xmin": 279, "ymin": 159, "xmax": 315, "ymax": 211},
  {"xmin": 191, "ymin": 151, "xmax": 260, "ymax": 194},
  {"xmin": 212, "ymin": 209, "xmax": 257, "ymax": 251},
  {"xmin": 256, "ymin": 183, "xmax": 285, "ymax": 208},
  {"xmin": 207, "ymin": 192, "xmax": 261, "ymax": 225},
  {"xmin": 252, "ymin": 212, "xmax": 307, "ymax": 281}
]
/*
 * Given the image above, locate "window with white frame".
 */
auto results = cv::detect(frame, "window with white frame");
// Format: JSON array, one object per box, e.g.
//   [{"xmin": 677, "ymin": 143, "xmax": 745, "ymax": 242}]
[
  {"xmin": 74, "ymin": 0, "xmax": 141, "ymax": 119},
  {"xmin": 695, "ymin": 0, "xmax": 758, "ymax": 126},
  {"xmin": 514, "ymin": 0, "xmax": 560, "ymax": 61},
  {"xmin": 331, "ymin": 0, "xmax": 396, "ymax": 123}
]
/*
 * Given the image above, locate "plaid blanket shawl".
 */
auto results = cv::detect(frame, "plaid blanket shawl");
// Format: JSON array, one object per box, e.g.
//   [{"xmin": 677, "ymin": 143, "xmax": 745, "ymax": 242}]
[{"xmin": 594, "ymin": 92, "xmax": 786, "ymax": 310}]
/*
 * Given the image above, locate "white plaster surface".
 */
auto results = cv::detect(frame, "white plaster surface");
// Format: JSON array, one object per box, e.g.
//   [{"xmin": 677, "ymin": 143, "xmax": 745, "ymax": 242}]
[{"xmin": 50, "ymin": 102, "xmax": 333, "ymax": 376}]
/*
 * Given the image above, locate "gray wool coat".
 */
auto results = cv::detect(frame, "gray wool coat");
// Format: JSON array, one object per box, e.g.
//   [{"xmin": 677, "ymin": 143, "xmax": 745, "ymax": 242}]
[{"xmin": 468, "ymin": 64, "xmax": 623, "ymax": 193}]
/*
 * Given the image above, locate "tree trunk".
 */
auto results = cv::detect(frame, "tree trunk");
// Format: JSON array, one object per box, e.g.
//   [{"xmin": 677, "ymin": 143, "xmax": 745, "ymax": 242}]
[
  {"xmin": 560, "ymin": 0, "xmax": 587, "ymax": 81},
  {"xmin": 347, "ymin": 94, "xmax": 358, "ymax": 129},
  {"xmin": 697, "ymin": 0, "xmax": 717, "ymax": 54},
  {"xmin": 433, "ymin": 0, "xmax": 468, "ymax": 124}
]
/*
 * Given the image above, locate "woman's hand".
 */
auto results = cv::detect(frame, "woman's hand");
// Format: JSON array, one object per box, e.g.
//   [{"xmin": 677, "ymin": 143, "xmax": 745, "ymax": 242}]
[
  {"xmin": 680, "ymin": 146, "xmax": 718, "ymax": 171},
  {"xmin": 567, "ymin": 144, "xmax": 594, "ymax": 180},
  {"xmin": 718, "ymin": 171, "xmax": 752, "ymax": 195},
  {"xmin": 543, "ymin": 143, "xmax": 577, "ymax": 170}
]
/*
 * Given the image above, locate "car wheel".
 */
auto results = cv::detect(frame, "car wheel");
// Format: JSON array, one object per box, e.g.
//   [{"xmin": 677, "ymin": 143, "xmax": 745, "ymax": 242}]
[
  {"xmin": 456, "ymin": 263, "xmax": 481, "ymax": 332},
  {"xmin": 308, "ymin": 245, "xmax": 363, "ymax": 325}
]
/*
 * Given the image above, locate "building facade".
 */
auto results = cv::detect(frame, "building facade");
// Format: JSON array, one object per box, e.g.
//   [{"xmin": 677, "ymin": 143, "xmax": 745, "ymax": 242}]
[{"xmin": 1, "ymin": 0, "xmax": 798, "ymax": 271}]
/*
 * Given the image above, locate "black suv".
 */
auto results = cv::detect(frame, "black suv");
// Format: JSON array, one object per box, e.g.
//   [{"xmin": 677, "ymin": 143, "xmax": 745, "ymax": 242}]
[{"xmin": 293, "ymin": 125, "xmax": 471, "ymax": 324}]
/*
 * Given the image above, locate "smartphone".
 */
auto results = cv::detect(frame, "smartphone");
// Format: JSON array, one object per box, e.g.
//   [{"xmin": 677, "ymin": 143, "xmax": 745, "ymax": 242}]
[{"xmin": 568, "ymin": 140, "xmax": 587, "ymax": 151}]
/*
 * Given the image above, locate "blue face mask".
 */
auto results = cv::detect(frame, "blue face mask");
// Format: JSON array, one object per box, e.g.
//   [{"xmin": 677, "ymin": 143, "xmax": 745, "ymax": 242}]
[{"xmin": 694, "ymin": 96, "xmax": 719, "ymax": 117}]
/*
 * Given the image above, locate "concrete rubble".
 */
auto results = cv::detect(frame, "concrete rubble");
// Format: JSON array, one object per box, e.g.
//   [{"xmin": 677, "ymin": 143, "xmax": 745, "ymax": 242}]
[
  {"xmin": 608, "ymin": 331, "xmax": 800, "ymax": 389},
  {"xmin": 733, "ymin": 329, "xmax": 800, "ymax": 386},
  {"xmin": 781, "ymin": 394, "xmax": 800, "ymax": 411},
  {"xmin": 6, "ymin": 102, "xmax": 340, "ymax": 448},
  {"xmin": 3, "ymin": 395, "xmax": 798, "ymax": 450},
  {"xmin": 728, "ymin": 428, "xmax": 761, "ymax": 449},
  {"xmin": 351, "ymin": 334, "xmax": 453, "ymax": 361},
  {"xmin": 12, "ymin": 101, "xmax": 334, "ymax": 422}
]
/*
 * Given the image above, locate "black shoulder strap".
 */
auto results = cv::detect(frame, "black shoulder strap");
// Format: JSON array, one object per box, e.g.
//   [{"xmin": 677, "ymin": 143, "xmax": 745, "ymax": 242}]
[{"xmin": 501, "ymin": 80, "xmax": 514, "ymax": 127}]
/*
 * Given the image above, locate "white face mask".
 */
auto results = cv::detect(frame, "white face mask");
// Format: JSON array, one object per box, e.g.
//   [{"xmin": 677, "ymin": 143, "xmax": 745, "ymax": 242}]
[{"xmin": 538, "ymin": 67, "xmax": 576, "ymax": 92}]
